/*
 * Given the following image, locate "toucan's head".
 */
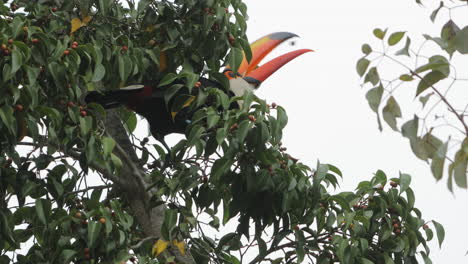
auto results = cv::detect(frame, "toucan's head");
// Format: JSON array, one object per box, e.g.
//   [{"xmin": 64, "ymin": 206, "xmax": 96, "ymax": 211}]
[{"xmin": 224, "ymin": 32, "xmax": 313, "ymax": 91}]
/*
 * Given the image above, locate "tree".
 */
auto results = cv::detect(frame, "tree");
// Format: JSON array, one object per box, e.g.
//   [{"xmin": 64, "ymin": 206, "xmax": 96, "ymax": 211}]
[
  {"xmin": 1, "ymin": 0, "xmax": 442, "ymax": 263},
  {"xmin": 357, "ymin": 0, "xmax": 467, "ymax": 191}
]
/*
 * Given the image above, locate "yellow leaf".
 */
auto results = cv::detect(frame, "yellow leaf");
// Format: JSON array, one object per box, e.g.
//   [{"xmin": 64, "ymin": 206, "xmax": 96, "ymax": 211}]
[
  {"xmin": 152, "ymin": 239, "xmax": 169, "ymax": 256},
  {"xmin": 182, "ymin": 96, "xmax": 196, "ymax": 108},
  {"xmin": 70, "ymin": 16, "xmax": 92, "ymax": 34},
  {"xmin": 173, "ymin": 240, "xmax": 186, "ymax": 255},
  {"xmin": 159, "ymin": 51, "xmax": 168, "ymax": 72},
  {"xmin": 70, "ymin": 18, "xmax": 83, "ymax": 34},
  {"xmin": 82, "ymin": 16, "xmax": 92, "ymax": 25},
  {"xmin": 171, "ymin": 96, "xmax": 196, "ymax": 120},
  {"xmin": 145, "ymin": 25, "xmax": 156, "ymax": 32}
]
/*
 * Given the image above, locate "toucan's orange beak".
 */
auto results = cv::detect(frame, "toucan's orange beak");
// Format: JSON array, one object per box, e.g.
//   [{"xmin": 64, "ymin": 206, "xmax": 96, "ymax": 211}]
[
  {"xmin": 238, "ymin": 32, "xmax": 298, "ymax": 76},
  {"xmin": 243, "ymin": 49, "xmax": 313, "ymax": 88}
]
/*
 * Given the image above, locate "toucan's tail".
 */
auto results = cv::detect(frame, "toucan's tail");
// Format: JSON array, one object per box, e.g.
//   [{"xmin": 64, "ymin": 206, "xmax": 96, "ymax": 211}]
[{"xmin": 85, "ymin": 85, "xmax": 145, "ymax": 109}]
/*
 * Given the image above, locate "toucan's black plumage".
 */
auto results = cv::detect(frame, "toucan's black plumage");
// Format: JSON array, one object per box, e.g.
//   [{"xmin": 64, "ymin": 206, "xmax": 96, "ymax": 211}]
[{"xmin": 85, "ymin": 32, "xmax": 313, "ymax": 143}]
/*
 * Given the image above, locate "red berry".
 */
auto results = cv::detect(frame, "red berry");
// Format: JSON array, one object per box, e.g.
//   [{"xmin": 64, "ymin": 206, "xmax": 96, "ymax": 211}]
[
  {"xmin": 423, "ymin": 224, "xmax": 429, "ymax": 230},
  {"xmin": 293, "ymin": 225, "xmax": 299, "ymax": 231},
  {"xmin": 99, "ymin": 217, "xmax": 106, "ymax": 224},
  {"xmin": 194, "ymin": 81, "xmax": 201, "ymax": 88},
  {"xmin": 32, "ymin": 38, "xmax": 40, "ymax": 44},
  {"xmin": 3, "ymin": 49, "xmax": 10, "ymax": 56},
  {"xmin": 1, "ymin": 44, "xmax": 6, "ymax": 50},
  {"xmin": 67, "ymin": 101, "xmax": 75, "ymax": 107},
  {"xmin": 14, "ymin": 104, "xmax": 24, "ymax": 112},
  {"xmin": 390, "ymin": 181, "xmax": 398, "ymax": 188},
  {"xmin": 121, "ymin": 45, "xmax": 128, "ymax": 51},
  {"xmin": 394, "ymin": 228, "xmax": 401, "ymax": 234},
  {"xmin": 71, "ymin": 44, "xmax": 78, "ymax": 49},
  {"xmin": 63, "ymin": 50, "xmax": 70, "ymax": 55},
  {"xmin": 229, "ymin": 123, "xmax": 238, "ymax": 131},
  {"xmin": 72, "ymin": 41, "xmax": 78, "ymax": 46},
  {"xmin": 51, "ymin": 7, "xmax": 57, "ymax": 12},
  {"xmin": 248, "ymin": 115, "xmax": 256, "ymax": 122},
  {"xmin": 80, "ymin": 111, "xmax": 87, "ymax": 117},
  {"xmin": 74, "ymin": 212, "xmax": 82, "ymax": 218},
  {"xmin": 271, "ymin": 102, "xmax": 277, "ymax": 108},
  {"xmin": 393, "ymin": 223, "xmax": 399, "ymax": 229}
]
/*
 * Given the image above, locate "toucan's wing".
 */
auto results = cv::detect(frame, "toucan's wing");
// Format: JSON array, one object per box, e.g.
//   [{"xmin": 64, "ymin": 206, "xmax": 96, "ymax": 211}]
[{"xmin": 243, "ymin": 49, "xmax": 314, "ymax": 88}]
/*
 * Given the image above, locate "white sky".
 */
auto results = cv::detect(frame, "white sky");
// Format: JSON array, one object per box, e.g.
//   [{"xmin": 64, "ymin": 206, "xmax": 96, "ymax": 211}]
[{"xmin": 239, "ymin": 0, "xmax": 468, "ymax": 262}]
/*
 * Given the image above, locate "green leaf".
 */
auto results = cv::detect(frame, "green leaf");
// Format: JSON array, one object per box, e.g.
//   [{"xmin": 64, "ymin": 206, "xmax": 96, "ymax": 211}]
[
  {"xmin": 388, "ymin": 32, "xmax": 406, "ymax": 46},
  {"xmin": 455, "ymin": 26, "xmax": 468, "ymax": 54},
  {"xmin": 364, "ymin": 67, "xmax": 380, "ymax": 85},
  {"xmin": 35, "ymin": 199, "xmax": 50, "ymax": 225},
  {"xmin": 399, "ymin": 173, "xmax": 411, "ymax": 194},
  {"xmin": 356, "ymin": 57, "xmax": 370, "ymax": 77},
  {"xmin": 382, "ymin": 96, "xmax": 401, "ymax": 131},
  {"xmin": 361, "ymin": 258, "xmax": 374, "ymax": 264},
  {"xmin": 11, "ymin": 48, "xmax": 23, "ymax": 74},
  {"xmin": 102, "ymin": 137, "xmax": 116, "ymax": 157},
  {"xmin": 59, "ymin": 249, "xmax": 77, "ymax": 263},
  {"xmin": 432, "ymin": 220, "xmax": 445, "ymax": 248},
  {"xmin": 87, "ymin": 220, "xmax": 102, "ymax": 248},
  {"xmin": 373, "ymin": 28, "xmax": 387, "ymax": 40},
  {"xmin": 430, "ymin": 142, "xmax": 447, "ymax": 181},
  {"xmin": 365, "ymin": 84, "xmax": 383, "ymax": 113},
  {"xmin": 92, "ymin": 64, "xmax": 106, "ymax": 82},
  {"xmin": 399, "ymin": 74, "xmax": 413, "ymax": 81},
  {"xmin": 159, "ymin": 73, "xmax": 178, "ymax": 87},
  {"xmin": 228, "ymin": 47, "xmax": 244, "ymax": 74},
  {"xmin": 430, "ymin": 2, "xmax": 444, "ymax": 22},
  {"xmin": 416, "ymin": 71, "xmax": 446, "ymax": 96},
  {"xmin": 362, "ymin": 44, "xmax": 372, "ymax": 55},
  {"xmin": 276, "ymin": 106, "xmax": 288, "ymax": 129},
  {"xmin": 396, "ymin": 37, "xmax": 411, "ymax": 56},
  {"xmin": 451, "ymin": 147, "xmax": 467, "ymax": 188}
]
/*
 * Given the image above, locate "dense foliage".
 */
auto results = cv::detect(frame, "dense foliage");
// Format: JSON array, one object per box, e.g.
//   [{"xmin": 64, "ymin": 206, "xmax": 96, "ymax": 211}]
[
  {"xmin": 1, "ymin": 0, "xmax": 442, "ymax": 263},
  {"xmin": 357, "ymin": 0, "xmax": 467, "ymax": 190}
]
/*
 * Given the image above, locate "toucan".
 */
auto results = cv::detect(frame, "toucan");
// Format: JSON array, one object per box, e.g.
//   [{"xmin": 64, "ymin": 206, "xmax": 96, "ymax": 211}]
[{"xmin": 85, "ymin": 32, "xmax": 312, "ymax": 148}]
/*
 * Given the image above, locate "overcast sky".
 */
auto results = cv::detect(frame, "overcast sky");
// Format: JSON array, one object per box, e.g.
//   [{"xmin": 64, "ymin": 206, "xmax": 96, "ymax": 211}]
[{"xmin": 236, "ymin": 0, "xmax": 468, "ymax": 262}]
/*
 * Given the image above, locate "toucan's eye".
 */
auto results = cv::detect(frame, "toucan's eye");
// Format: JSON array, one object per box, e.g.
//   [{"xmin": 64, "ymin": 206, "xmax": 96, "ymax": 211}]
[{"xmin": 223, "ymin": 70, "xmax": 236, "ymax": 79}]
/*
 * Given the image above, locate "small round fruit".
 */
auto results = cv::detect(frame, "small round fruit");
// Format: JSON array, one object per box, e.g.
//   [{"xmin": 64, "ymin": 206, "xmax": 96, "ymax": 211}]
[
  {"xmin": 393, "ymin": 223, "xmax": 399, "ymax": 229},
  {"xmin": 63, "ymin": 50, "xmax": 70, "ymax": 55},
  {"xmin": 8, "ymin": 39, "xmax": 13, "ymax": 44},
  {"xmin": 74, "ymin": 212, "xmax": 82, "ymax": 218},
  {"xmin": 71, "ymin": 44, "xmax": 78, "ymax": 49},
  {"xmin": 67, "ymin": 101, "xmax": 75, "ymax": 107},
  {"xmin": 121, "ymin": 45, "xmax": 128, "ymax": 51},
  {"xmin": 99, "ymin": 217, "xmax": 106, "ymax": 224},
  {"xmin": 229, "ymin": 123, "xmax": 238, "ymax": 131},
  {"xmin": 1, "ymin": 44, "xmax": 7, "ymax": 50},
  {"xmin": 80, "ymin": 111, "xmax": 87, "ymax": 117},
  {"xmin": 51, "ymin": 7, "xmax": 58, "ymax": 12},
  {"xmin": 22, "ymin": 26, "xmax": 28, "ymax": 32},
  {"xmin": 248, "ymin": 115, "xmax": 256, "ymax": 122},
  {"xmin": 271, "ymin": 102, "xmax": 277, "ymax": 108},
  {"xmin": 14, "ymin": 104, "xmax": 24, "ymax": 112},
  {"xmin": 390, "ymin": 181, "xmax": 398, "ymax": 188},
  {"xmin": 72, "ymin": 41, "xmax": 78, "ymax": 46},
  {"xmin": 194, "ymin": 81, "xmax": 201, "ymax": 88},
  {"xmin": 394, "ymin": 228, "xmax": 401, "ymax": 234},
  {"xmin": 293, "ymin": 225, "xmax": 299, "ymax": 231},
  {"xmin": 32, "ymin": 38, "xmax": 40, "ymax": 44},
  {"xmin": 423, "ymin": 224, "xmax": 429, "ymax": 230},
  {"xmin": 148, "ymin": 39, "xmax": 156, "ymax": 46}
]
